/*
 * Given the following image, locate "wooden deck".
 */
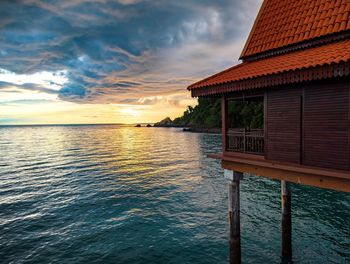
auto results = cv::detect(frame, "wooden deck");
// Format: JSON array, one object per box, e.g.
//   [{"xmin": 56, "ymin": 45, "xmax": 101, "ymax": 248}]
[{"xmin": 209, "ymin": 152, "xmax": 350, "ymax": 193}]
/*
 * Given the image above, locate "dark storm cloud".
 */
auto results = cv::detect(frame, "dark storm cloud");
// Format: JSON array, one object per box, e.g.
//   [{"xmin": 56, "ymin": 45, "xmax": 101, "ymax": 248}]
[{"xmin": 0, "ymin": 0, "xmax": 262, "ymax": 104}]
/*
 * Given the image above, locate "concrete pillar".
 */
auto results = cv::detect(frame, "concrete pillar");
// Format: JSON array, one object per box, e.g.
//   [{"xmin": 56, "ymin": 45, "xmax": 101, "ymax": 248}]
[
  {"xmin": 281, "ymin": 180, "xmax": 292, "ymax": 259},
  {"xmin": 225, "ymin": 170, "xmax": 243, "ymax": 264}
]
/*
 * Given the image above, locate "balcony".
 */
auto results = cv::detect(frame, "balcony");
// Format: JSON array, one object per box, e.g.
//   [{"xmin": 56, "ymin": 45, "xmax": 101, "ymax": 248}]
[{"xmin": 226, "ymin": 128, "xmax": 264, "ymax": 155}]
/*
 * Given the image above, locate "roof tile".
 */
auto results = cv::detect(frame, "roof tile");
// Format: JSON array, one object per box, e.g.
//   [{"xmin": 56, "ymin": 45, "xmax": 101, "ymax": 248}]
[
  {"xmin": 189, "ymin": 39, "xmax": 350, "ymax": 90},
  {"xmin": 340, "ymin": 20, "xmax": 347, "ymax": 31},
  {"xmin": 241, "ymin": 0, "xmax": 350, "ymax": 58}
]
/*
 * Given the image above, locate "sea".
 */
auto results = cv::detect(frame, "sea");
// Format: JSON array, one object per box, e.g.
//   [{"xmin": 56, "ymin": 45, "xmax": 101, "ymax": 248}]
[{"xmin": 0, "ymin": 125, "xmax": 349, "ymax": 264}]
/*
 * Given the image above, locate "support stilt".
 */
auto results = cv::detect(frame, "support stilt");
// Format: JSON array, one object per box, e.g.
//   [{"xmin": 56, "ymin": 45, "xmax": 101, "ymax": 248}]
[
  {"xmin": 281, "ymin": 180, "xmax": 292, "ymax": 260},
  {"xmin": 225, "ymin": 170, "xmax": 243, "ymax": 264}
]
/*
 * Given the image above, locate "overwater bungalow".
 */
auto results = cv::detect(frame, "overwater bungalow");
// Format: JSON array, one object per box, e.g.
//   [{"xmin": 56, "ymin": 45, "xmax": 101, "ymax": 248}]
[{"xmin": 187, "ymin": 0, "xmax": 350, "ymax": 263}]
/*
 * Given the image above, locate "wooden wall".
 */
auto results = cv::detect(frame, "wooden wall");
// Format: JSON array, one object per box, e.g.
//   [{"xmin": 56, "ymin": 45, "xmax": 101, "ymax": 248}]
[
  {"xmin": 266, "ymin": 88, "xmax": 302, "ymax": 163},
  {"xmin": 303, "ymin": 81, "xmax": 350, "ymax": 170},
  {"xmin": 265, "ymin": 79, "xmax": 350, "ymax": 171}
]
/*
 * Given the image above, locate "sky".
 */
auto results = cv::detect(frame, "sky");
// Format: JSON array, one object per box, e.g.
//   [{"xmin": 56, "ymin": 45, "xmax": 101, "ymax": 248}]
[{"xmin": 0, "ymin": 0, "xmax": 262, "ymax": 125}]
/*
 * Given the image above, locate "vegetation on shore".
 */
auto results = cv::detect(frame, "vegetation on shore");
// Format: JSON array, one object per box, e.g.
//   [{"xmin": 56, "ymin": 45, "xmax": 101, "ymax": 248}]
[{"xmin": 154, "ymin": 98, "xmax": 264, "ymax": 129}]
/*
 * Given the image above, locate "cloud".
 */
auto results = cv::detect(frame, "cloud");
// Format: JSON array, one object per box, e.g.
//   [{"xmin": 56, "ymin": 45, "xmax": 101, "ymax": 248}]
[
  {"xmin": 117, "ymin": 0, "xmax": 144, "ymax": 5},
  {"xmin": 0, "ymin": 0, "xmax": 263, "ymax": 107},
  {"xmin": 0, "ymin": 81, "xmax": 59, "ymax": 94}
]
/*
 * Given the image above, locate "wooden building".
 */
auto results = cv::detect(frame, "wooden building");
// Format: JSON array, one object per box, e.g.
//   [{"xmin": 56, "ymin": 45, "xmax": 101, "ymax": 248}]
[{"xmin": 187, "ymin": 0, "xmax": 350, "ymax": 263}]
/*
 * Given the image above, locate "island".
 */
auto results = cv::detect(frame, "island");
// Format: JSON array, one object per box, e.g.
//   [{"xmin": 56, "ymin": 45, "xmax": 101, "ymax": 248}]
[{"xmin": 154, "ymin": 97, "xmax": 263, "ymax": 134}]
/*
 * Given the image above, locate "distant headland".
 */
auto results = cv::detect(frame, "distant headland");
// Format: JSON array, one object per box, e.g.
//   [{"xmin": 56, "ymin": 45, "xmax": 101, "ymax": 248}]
[
  {"xmin": 154, "ymin": 97, "xmax": 263, "ymax": 134},
  {"xmin": 152, "ymin": 98, "xmax": 219, "ymax": 133}
]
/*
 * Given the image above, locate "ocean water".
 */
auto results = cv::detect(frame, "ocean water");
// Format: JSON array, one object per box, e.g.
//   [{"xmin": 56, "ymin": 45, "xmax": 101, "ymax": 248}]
[{"xmin": 0, "ymin": 125, "xmax": 349, "ymax": 264}]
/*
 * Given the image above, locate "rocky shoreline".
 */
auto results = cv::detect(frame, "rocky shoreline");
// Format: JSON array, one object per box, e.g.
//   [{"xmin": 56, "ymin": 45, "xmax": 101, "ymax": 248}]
[
  {"xmin": 152, "ymin": 117, "xmax": 220, "ymax": 134},
  {"xmin": 182, "ymin": 127, "xmax": 221, "ymax": 134}
]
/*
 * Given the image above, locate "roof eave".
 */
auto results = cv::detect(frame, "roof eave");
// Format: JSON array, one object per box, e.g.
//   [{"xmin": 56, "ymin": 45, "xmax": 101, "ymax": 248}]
[{"xmin": 190, "ymin": 62, "xmax": 350, "ymax": 97}]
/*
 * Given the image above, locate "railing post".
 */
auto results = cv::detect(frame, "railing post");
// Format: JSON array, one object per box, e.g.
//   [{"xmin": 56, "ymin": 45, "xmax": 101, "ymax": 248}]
[
  {"xmin": 243, "ymin": 128, "xmax": 246, "ymax": 153},
  {"xmin": 226, "ymin": 128, "xmax": 264, "ymax": 155}
]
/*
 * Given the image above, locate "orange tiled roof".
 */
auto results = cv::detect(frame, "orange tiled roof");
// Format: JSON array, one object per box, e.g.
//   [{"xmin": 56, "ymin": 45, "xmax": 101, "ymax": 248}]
[
  {"xmin": 240, "ymin": 0, "xmax": 350, "ymax": 58},
  {"xmin": 188, "ymin": 38, "xmax": 350, "ymax": 90}
]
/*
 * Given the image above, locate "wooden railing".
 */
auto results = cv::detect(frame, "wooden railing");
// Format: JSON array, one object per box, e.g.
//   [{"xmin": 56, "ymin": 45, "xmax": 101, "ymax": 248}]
[{"xmin": 226, "ymin": 128, "xmax": 264, "ymax": 155}]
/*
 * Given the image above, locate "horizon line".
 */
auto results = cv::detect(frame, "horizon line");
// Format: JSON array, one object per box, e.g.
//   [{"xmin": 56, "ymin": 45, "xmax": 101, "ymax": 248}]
[{"xmin": 0, "ymin": 122, "xmax": 156, "ymax": 127}]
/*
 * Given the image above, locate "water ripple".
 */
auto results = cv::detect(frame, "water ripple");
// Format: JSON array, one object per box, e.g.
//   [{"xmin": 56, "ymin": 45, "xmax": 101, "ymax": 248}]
[{"xmin": 0, "ymin": 126, "xmax": 349, "ymax": 264}]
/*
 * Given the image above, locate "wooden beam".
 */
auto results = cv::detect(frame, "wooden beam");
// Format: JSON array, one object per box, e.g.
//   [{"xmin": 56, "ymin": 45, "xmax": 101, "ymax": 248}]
[
  {"xmin": 348, "ymin": 82, "xmax": 350, "ymax": 171},
  {"xmin": 264, "ymin": 91, "xmax": 268, "ymax": 159},
  {"xmin": 226, "ymin": 91, "xmax": 264, "ymax": 100},
  {"xmin": 219, "ymin": 158, "xmax": 350, "ymax": 193},
  {"xmin": 222, "ymin": 95, "xmax": 228, "ymax": 152}
]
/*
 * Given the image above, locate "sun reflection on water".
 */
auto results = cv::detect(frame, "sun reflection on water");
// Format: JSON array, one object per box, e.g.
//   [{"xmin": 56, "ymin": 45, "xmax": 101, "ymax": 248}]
[{"xmin": 0, "ymin": 125, "xmax": 349, "ymax": 264}]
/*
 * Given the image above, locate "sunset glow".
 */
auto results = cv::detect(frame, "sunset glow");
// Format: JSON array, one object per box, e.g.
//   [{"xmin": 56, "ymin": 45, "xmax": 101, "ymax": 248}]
[{"xmin": 0, "ymin": 0, "xmax": 262, "ymax": 125}]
